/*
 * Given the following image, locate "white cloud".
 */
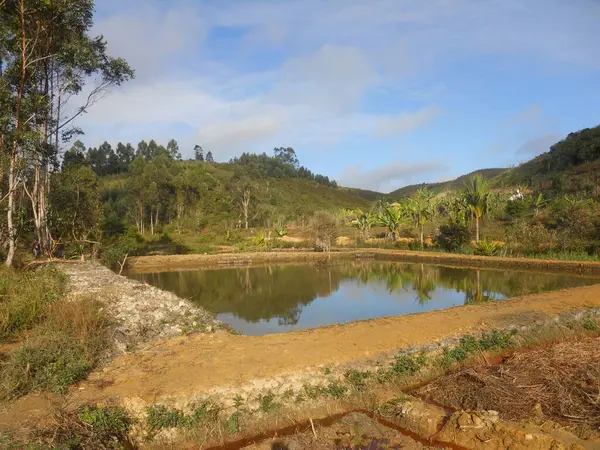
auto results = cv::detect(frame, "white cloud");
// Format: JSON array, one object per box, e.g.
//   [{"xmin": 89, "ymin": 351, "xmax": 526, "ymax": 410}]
[
  {"xmin": 374, "ymin": 106, "xmax": 439, "ymax": 136},
  {"xmin": 340, "ymin": 160, "xmax": 447, "ymax": 192},
  {"xmin": 75, "ymin": 0, "xmax": 598, "ymax": 163}
]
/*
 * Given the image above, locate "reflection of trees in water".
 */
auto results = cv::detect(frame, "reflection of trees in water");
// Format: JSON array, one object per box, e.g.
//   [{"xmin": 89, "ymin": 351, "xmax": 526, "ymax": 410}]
[
  {"xmin": 140, "ymin": 266, "xmax": 345, "ymax": 324},
  {"xmin": 138, "ymin": 263, "xmax": 598, "ymax": 324},
  {"xmin": 336, "ymin": 262, "xmax": 598, "ymax": 306}
]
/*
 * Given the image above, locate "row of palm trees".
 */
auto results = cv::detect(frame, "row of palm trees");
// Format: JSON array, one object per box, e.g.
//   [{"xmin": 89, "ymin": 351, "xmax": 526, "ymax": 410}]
[{"xmin": 345, "ymin": 174, "xmax": 491, "ymax": 249}]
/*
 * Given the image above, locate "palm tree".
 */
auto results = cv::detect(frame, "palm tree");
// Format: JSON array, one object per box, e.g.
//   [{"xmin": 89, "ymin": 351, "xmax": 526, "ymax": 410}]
[
  {"xmin": 407, "ymin": 188, "xmax": 436, "ymax": 250},
  {"xmin": 463, "ymin": 174, "xmax": 490, "ymax": 243}
]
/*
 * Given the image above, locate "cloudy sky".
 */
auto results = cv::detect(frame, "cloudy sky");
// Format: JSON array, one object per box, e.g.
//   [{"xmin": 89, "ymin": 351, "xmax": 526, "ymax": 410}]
[{"xmin": 77, "ymin": 0, "xmax": 600, "ymax": 193}]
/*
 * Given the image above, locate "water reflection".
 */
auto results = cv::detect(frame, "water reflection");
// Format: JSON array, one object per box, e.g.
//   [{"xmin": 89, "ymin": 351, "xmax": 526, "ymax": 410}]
[{"xmin": 129, "ymin": 261, "xmax": 599, "ymax": 335}]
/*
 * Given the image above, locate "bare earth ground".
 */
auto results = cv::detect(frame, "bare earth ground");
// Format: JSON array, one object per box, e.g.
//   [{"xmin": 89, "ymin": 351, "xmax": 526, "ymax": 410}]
[
  {"xmin": 2, "ymin": 278, "xmax": 599, "ymax": 433},
  {"xmin": 2, "ymin": 252, "xmax": 600, "ymax": 447}
]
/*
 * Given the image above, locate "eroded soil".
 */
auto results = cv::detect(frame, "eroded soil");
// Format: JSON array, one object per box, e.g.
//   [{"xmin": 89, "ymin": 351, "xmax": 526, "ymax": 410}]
[{"xmin": 2, "ymin": 255, "xmax": 600, "ymax": 448}]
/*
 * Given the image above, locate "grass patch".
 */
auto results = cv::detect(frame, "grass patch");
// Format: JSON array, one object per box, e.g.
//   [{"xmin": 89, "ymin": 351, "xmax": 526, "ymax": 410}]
[
  {"xmin": 438, "ymin": 329, "xmax": 515, "ymax": 368},
  {"xmin": 0, "ymin": 267, "xmax": 66, "ymax": 341},
  {"xmin": 146, "ymin": 400, "xmax": 222, "ymax": 434},
  {"xmin": 0, "ymin": 297, "xmax": 111, "ymax": 399},
  {"xmin": 27, "ymin": 404, "xmax": 134, "ymax": 450}
]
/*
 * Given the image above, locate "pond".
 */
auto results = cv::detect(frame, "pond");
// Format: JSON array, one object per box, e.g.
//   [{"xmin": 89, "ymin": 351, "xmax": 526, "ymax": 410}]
[{"xmin": 128, "ymin": 261, "xmax": 600, "ymax": 336}]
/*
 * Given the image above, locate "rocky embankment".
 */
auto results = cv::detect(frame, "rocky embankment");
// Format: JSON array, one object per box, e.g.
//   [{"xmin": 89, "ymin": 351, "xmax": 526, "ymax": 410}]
[{"xmin": 57, "ymin": 262, "xmax": 225, "ymax": 352}]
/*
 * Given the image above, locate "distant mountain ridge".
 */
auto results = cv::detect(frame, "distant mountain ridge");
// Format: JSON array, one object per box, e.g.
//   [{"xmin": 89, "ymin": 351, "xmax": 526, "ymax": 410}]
[{"xmin": 388, "ymin": 168, "xmax": 506, "ymax": 198}]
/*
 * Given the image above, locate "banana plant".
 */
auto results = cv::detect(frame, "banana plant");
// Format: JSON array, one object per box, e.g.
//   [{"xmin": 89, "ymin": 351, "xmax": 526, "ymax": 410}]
[
  {"xmin": 532, "ymin": 193, "xmax": 548, "ymax": 217},
  {"xmin": 350, "ymin": 208, "xmax": 377, "ymax": 242}
]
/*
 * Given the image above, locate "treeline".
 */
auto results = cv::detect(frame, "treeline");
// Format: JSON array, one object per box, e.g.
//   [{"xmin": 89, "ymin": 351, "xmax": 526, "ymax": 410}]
[
  {"xmin": 0, "ymin": 0, "xmax": 134, "ymax": 267},
  {"xmin": 64, "ymin": 139, "xmax": 184, "ymax": 176},
  {"xmin": 230, "ymin": 147, "xmax": 337, "ymax": 188},
  {"xmin": 545, "ymin": 125, "xmax": 600, "ymax": 171}
]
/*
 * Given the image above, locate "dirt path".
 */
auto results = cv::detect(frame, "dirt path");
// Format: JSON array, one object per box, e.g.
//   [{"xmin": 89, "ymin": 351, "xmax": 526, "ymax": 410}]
[{"xmin": 64, "ymin": 284, "xmax": 600, "ymax": 408}]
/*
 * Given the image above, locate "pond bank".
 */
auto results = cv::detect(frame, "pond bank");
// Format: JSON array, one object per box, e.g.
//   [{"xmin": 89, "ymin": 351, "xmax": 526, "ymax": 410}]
[
  {"xmin": 127, "ymin": 249, "xmax": 600, "ymax": 274},
  {"xmin": 56, "ymin": 262, "xmax": 225, "ymax": 352},
  {"xmin": 1, "ymin": 260, "xmax": 600, "ymax": 448},
  {"xmin": 54, "ymin": 283, "xmax": 600, "ymax": 410}
]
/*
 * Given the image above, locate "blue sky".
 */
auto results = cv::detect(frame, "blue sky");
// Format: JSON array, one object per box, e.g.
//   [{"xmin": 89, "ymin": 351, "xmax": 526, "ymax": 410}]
[{"xmin": 76, "ymin": 0, "xmax": 600, "ymax": 192}]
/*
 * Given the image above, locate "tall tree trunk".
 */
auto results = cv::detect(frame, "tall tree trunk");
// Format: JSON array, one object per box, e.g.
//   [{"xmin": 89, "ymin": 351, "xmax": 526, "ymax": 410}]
[
  {"xmin": 420, "ymin": 224, "xmax": 424, "ymax": 250},
  {"xmin": 5, "ymin": 150, "xmax": 17, "ymax": 267},
  {"xmin": 5, "ymin": 0, "xmax": 27, "ymax": 267},
  {"xmin": 150, "ymin": 208, "xmax": 154, "ymax": 235},
  {"xmin": 475, "ymin": 216, "xmax": 480, "ymax": 243}
]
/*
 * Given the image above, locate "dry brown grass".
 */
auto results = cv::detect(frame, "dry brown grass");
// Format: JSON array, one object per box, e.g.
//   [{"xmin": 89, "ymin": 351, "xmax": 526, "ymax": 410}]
[{"xmin": 416, "ymin": 336, "xmax": 600, "ymax": 439}]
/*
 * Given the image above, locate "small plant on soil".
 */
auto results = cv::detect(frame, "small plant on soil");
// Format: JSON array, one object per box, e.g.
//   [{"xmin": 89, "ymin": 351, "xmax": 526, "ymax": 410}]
[
  {"xmin": 79, "ymin": 405, "xmax": 133, "ymax": 442},
  {"xmin": 29, "ymin": 405, "xmax": 134, "ymax": 449},
  {"xmin": 346, "ymin": 370, "xmax": 372, "ymax": 391},
  {"xmin": 322, "ymin": 380, "xmax": 348, "ymax": 399},
  {"xmin": 258, "ymin": 391, "xmax": 280, "ymax": 413},
  {"xmin": 146, "ymin": 405, "xmax": 186, "ymax": 431},
  {"xmin": 389, "ymin": 353, "xmax": 427, "ymax": 376},
  {"xmin": 582, "ymin": 316, "xmax": 598, "ymax": 331},
  {"xmin": 223, "ymin": 411, "xmax": 241, "ymax": 435}
]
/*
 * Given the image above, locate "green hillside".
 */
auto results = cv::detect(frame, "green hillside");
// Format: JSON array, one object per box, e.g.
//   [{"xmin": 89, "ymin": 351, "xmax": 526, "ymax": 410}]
[
  {"xmin": 99, "ymin": 158, "xmax": 372, "ymax": 238},
  {"xmin": 491, "ymin": 125, "xmax": 600, "ymax": 196},
  {"xmin": 389, "ymin": 168, "xmax": 506, "ymax": 198}
]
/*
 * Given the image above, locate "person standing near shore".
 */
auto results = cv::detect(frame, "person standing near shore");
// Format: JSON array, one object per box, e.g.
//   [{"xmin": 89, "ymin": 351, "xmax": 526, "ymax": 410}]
[{"xmin": 32, "ymin": 241, "xmax": 41, "ymax": 259}]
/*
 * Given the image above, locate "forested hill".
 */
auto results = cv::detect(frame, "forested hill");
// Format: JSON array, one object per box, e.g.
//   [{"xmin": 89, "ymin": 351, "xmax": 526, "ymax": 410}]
[
  {"xmin": 70, "ymin": 141, "xmax": 372, "ymax": 236},
  {"xmin": 389, "ymin": 168, "xmax": 506, "ymax": 198},
  {"xmin": 492, "ymin": 125, "xmax": 600, "ymax": 195}
]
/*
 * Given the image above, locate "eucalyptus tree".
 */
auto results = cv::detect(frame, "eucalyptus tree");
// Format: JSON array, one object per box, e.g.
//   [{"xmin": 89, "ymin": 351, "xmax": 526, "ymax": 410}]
[
  {"xmin": 407, "ymin": 188, "xmax": 436, "ymax": 250},
  {"xmin": 463, "ymin": 174, "xmax": 490, "ymax": 243},
  {"xmin": 0, "ymin": 0, "xmax": 133, "ymax": 266}
]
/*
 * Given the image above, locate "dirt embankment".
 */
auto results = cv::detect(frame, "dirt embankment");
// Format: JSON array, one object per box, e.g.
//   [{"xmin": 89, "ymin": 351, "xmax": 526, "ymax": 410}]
[
  {"xmin": 128, "ymin": 249, "xmax": 600, "ymax": 274},
  {"xmin": 55, "ymin": 283, "xmax": 600, "ymax": 412},
  {"xmin": 56, "ymin": 262, "xmax": 224, "ymax": 352}
]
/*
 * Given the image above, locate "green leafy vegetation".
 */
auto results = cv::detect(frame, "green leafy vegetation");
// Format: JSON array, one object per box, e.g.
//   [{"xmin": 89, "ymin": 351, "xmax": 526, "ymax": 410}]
[
  {"xmin": 1, "ymin": 297, "xmax": 111, "ymax": 399},
  {"xmin": 0, "ymin": 268, "xmax": 66, "ymax": 341}
]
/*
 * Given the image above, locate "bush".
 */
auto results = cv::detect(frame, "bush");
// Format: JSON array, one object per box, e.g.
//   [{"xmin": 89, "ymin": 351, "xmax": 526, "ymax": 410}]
[
  {"xmin": 31, "ymin": 405, "xmax": 133, "ymax": 449},
  {"xmin": 310, "ymin": 211, "xmax": 339, "ymax": 252},
  {"xmin": 103, "ymin": 227, "xmax": 147, "ymax": 272},
  {"xmin": 505, "ymin": 220, "xmax": 557, "ymax": 254},
  {"xmin": 0, "ymin": 298, "xmax": 111, "ymax": 399},
  {"xmin": 0, "ymin": 267, "xmax": 66, "ymax": 341},
  {"xmin": 435, "ymin": 220, "xmax": 471, "ymax": 252},
  {"xmin": 474, "ymin": 239, "xmax": 501, "ymax": 256}
]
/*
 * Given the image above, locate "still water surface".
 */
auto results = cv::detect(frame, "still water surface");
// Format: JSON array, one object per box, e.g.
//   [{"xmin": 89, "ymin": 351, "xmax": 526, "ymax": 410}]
[{"xmin": 129, "ymin": 261, "xmax": 599, "ymax": 335}]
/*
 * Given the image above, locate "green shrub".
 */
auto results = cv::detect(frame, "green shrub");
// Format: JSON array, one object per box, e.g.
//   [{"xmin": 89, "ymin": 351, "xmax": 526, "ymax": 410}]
[
  {"xmin": 258, "ymin": 391, "xmax": 280, "ymax": 413},
  {"xmin": 346, "ymin": 370, "xmax": 372, "ymax": 391},
  {"xmin": 79, "ymin": 405, "xmax": 133, "ymax": 443},
  {"xmin": 0, "ymin": 267, "xmax": 66, "ymax": 341},
  {"xmin": 322, "ymin": 380, "xmax": 348, "ymax": 399},
  {"xmin": 435, "ymin": 220, "xmax": 471, "ymax": 252},
  {"xmin": 390, "ymin": 353, "xmax": 426, "ymax": 376},
  {"xmin": 2, "ymin": 332, "xmax": 94, "ymax": 398},
  {"xmin": 146, "ymin": 405, "xmax": 186, "ymax": 431},
  {"xmin": 0, "ymin": 298, "xmax": 110, "ymax": 399},
  {"xmin": 474, "ymin": 239, "xmax": 501, "ymax": 256}
]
